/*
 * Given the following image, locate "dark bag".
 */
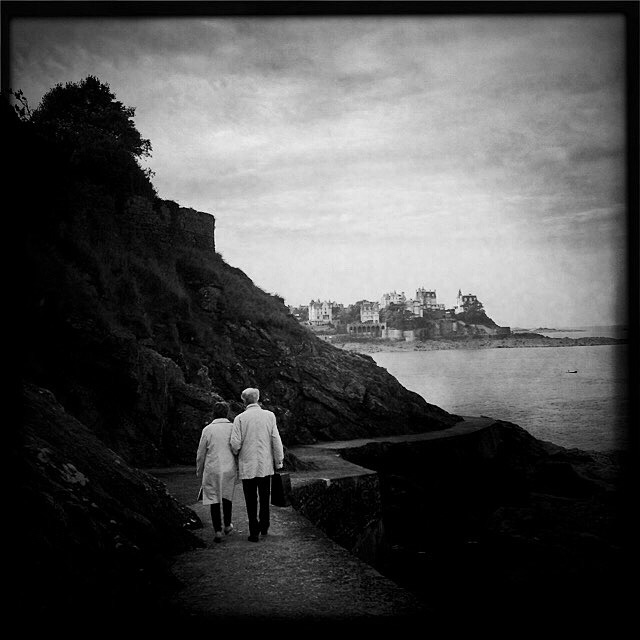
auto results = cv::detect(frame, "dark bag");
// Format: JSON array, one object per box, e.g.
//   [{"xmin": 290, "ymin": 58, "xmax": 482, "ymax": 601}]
[{"xmin": 271, "ymin": 471, "xmax": 292, "ymax": 507}]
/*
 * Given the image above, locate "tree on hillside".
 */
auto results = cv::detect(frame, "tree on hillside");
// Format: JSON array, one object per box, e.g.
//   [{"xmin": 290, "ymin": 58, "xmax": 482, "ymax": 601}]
[
  {"xmin": 29, "ymin": 76, "xmax": 156, "ymax": 198},
  {"xmin": 334, "ymin": 304, "xmax": 360, "ymax": 325},
  {"xmin": 380, "ymin": 303, "xmax": 414, "ymax": 329},
  {"xmin": 457, "ymin": 299, "xmax": 498, "ymax": 327}
]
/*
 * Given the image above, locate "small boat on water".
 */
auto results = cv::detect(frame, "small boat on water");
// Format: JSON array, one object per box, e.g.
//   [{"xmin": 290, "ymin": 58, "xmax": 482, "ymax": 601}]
[{"xmin": 566, "ymin": 370, "xmax": 578, "ymax": 373}]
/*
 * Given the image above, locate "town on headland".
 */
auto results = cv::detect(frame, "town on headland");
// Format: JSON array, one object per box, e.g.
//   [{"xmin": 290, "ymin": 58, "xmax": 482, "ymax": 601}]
[{"xmin": 288, "ymin": 289, "xmax": 627, "ymax": 351}]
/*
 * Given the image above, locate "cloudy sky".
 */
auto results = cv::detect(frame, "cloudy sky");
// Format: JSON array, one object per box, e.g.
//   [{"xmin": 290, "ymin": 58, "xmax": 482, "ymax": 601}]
[{"xmin": 9, "ymin": 10, "xmax": 629, "ymax": 328}]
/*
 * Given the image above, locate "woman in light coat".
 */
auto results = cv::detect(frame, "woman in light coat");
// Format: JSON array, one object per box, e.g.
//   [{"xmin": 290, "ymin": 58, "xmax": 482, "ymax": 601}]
[{"xmin": 196, "ymin": 401, "xmax": 240, "ymax": 542}]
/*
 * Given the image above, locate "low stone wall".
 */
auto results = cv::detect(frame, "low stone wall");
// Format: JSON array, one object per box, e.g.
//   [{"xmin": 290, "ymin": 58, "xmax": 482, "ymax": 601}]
[
  {"xmin": 286, "ymin": 446, "xmax": 386, "ymax": 567},
  {"xmin": 285, "ymin": 418, "xmax": 526, "ymax": 571}
]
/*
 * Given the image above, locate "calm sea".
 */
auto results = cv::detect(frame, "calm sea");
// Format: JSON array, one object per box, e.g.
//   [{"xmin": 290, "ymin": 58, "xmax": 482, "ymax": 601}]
[{"xmin": 372, "ymin": 326, "xmax": 630, "ymax": 452}]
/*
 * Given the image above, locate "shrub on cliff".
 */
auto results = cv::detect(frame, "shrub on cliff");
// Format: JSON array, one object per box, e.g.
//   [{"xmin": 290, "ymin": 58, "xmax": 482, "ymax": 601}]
[
  {"xmin": 456, "ymin": 300, "xmax": 499, "ymax": 327},
  {"xmin": 28, "ymin": 75, "xmax": 157, "ymax": 199}
]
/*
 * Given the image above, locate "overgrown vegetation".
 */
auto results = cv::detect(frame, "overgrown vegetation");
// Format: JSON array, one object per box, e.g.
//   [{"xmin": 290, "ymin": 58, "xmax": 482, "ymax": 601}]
[
  {"xmin": 7, "ymin": 76, "xmax": 157, "ymax": 200},
  {"xmin": 455, "ymin": 300, "xmax": 498, "ymax": 327}
]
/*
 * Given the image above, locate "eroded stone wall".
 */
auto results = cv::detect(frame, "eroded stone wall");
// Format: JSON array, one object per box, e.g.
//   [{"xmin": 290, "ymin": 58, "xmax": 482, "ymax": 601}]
[
  {"xmin": 124, "ymin": 196, "xmax": 215, "ymax": 251},
  {"xmin": 289, "ymin": 472, "xmax": 386, "ymax": 567}
]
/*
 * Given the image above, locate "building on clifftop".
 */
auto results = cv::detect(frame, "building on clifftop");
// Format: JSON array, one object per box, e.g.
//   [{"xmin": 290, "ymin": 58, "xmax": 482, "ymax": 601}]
[
  {"xmin": 308, "ymin": 299, "xmax": 335, "ymax": 325},
  {"xmin": 416, "ymin": 287, "xmax": 446, "ymax": 312},
  {"xmin": 380, "ymin": 290, "xmax": 406, "ymax": 308},
  {"xmin": 455, "ymin": 289, "xmax": 479, "ymax": 314},
  {"xmin": 360, "ymin": 300, "xmax": 380, "ymax": 323}
]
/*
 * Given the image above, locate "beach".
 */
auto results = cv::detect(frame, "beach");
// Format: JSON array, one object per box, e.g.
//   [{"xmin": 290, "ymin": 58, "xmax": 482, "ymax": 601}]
[{"xmin": 333, "ymin": 335, "xmax": 627, "ymax": 354}]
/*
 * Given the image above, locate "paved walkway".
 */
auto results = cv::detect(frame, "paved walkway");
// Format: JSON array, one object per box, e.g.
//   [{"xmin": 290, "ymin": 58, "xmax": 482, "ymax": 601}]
[
  {"xmin": 303, "ymin": 416, "xmax": 496, "ymax": 450},
  {"xmin": 148, "ymin": 417, "xmax": 496, "ymax": 628},
  {"xmin": 149, "ymin": 467, "xmax": 429, "ymax": 629}
]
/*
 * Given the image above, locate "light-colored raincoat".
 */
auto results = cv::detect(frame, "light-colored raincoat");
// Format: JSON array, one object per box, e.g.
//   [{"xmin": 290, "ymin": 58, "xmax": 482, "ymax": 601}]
[
  {"xmin": 196, "ymin": 418, "xmax": 239, "ymax": 505},
  {"xmin": 230, "ymin": 403, "xmax": 284, "ymax": 479}
]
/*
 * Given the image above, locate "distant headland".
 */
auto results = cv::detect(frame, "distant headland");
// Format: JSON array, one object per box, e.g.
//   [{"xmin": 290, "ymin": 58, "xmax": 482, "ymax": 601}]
[
  {"xmin": 290, "ymin": 293, "xmax": 627, "ymax": 349},
  {"xmin": 290, "ymin": 290, "xmax": 512, "ymax": 342}
]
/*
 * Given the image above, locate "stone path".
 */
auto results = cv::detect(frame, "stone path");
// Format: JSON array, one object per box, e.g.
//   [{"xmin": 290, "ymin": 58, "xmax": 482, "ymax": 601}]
[
  {"xmin": 294, "ymin": 416, "xmax": 495, "ymax": 450},
  {"xmin": 149, "ymin": 466, "xmax": 429, "ymax": 629},
  {"xmin": 148, "ymin": 417, "xmax": 496, "ymax": 628}
]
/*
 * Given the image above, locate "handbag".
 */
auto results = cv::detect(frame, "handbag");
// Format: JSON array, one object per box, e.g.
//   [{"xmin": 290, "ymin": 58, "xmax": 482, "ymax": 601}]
[{"xmin": 271, "ymin": 471, "xmax": 292, "ymax": 507}]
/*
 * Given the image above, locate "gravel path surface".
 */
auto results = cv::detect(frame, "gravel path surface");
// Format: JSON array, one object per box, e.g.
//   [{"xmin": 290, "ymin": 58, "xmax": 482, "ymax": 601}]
[{"xmin": 148, "ymin": 466, "xmax": 429, "ymax": 630}]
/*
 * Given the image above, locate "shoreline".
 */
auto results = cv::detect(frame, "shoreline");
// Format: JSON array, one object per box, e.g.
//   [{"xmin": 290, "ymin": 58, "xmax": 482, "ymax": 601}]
[{"xmin": 333, "ymin": 335, "xmax": 627, "ymax": 354}]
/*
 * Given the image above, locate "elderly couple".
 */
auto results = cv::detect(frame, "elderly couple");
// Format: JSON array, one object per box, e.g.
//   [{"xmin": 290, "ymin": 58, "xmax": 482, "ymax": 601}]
[{"xmin": 196, "ymin": 387, "xmax": 284, "ymax": 543}]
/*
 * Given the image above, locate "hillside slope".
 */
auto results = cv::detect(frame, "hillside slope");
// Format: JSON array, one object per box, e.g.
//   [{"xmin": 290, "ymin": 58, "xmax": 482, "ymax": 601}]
[{"xmin": 13, "ymin": 101, "xmax": 458, "ymax": 468}]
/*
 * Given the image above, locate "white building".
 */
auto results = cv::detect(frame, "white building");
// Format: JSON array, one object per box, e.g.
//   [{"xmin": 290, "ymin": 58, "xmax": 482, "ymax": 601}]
[
  {"xmin": 455, "ymin": 290, "xmax": 478, "ymax": 314},
  {"xmin": 360, "ymin": 300, "xmax": 380, "ymax": 323},
  {"xmin": 308, "ymin": 299, "xmax": 335, "ymax": 324},
  {"xmin": 404, "ymin": 298, "xmax": 424, "ymax": 317},
  {"xmin": 380, "ymin": 290, "xmax": 406, "ymax": 308},
  {"xmin": 416, "ymin": 287, "xmax": 445, "ymax": 312}
]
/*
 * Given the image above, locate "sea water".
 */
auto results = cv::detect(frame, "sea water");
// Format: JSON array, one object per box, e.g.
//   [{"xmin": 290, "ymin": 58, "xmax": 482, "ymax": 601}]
[{"xmin": 371, "ymin": 327, "xmax": 630, "ymax": 452}]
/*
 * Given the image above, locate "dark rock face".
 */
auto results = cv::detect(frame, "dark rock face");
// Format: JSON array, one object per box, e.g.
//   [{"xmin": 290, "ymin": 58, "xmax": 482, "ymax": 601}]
[
  {"xmin": 338, "ymin": 421, "xmax": 632, "ymax": 627},
  {"xmin": 13, "ymin": 384, "xmax": 203, "ymax": 623}
]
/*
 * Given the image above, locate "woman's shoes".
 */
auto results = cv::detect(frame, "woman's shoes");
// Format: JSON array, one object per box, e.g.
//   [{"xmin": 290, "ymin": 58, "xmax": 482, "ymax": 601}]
[
  {"xmin": 214, "ymin": 531, "xmax": 223, "ymax": 543},
  {"xmin": 224, "ymin": 524, "xmax": 234, "ymax": 535}
]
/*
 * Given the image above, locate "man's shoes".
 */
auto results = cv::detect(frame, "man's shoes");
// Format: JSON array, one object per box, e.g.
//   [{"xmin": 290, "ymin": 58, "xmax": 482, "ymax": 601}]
[
  {"xmin": 247, "ymin": 535, "xmax": 259, "ymax": 542},
  {"xmin": 224, "ymin": 524, "xmax": 234, "ymax": 535},
  {"xmin": 260, "ymin": 529, "xmax": 269, "ymax": 536},
  {"xmin": 214, "ymin": 531, "xmax": 223, "ymax": 543}
]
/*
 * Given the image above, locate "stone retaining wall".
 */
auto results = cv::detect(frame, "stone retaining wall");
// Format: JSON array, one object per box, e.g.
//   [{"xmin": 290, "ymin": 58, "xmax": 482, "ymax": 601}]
[
  {"xmin": 286, "ymin": 447, "xmax": 387, "ymax": 567},
  {"xmin": 286, "ymin": 418, "xmax": 526, "ymax": 571},
  {"xmin": 289, "ymin": 473, "xmax": 386, "ymax": 567}
]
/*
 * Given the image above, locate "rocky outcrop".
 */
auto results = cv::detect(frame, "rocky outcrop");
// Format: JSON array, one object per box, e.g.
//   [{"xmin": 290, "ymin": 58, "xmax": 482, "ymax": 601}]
[
  {"xmin": 334, "ymin": 421, "xmax": 631, "ymax": 623},
  {"xmin": 286, "ymin": 420, "xmax": 631, "ymax": 626},
  {"xmin": 13, "ymin": 383, "xmax": 203, "ymax": 623}
]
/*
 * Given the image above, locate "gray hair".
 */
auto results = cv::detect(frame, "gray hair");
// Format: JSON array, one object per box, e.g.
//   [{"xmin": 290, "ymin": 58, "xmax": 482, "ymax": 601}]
[{"xmin": 241, "ymin": 387, "xmax": 260, "ymax": 404}]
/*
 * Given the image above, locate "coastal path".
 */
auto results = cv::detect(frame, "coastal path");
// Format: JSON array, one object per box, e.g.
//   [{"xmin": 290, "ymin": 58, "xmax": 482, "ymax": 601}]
[{"xmin": 148, "ymin": 416, "xmax": 495, "ymax": 629}]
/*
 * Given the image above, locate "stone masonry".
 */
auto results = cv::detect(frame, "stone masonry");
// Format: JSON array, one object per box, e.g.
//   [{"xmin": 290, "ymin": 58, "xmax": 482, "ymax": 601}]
[{"xmin": 124, "ymin": 195, "xmax": 215, "ymax": 252}]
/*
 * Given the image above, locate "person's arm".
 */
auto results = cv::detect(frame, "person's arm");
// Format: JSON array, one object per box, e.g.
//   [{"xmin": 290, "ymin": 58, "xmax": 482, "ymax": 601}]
[
  {"xmin": 271, "ymin": 414, "xmax": 285, "ymax": 470},
  {"xmin": 196, "ymin": 430, "xmax": 207, "ymax": 478},
  {"xmin": 230, "ymin": 416, "xmax": 243, "ymax": 455},
  {"xmin": 227, "ymin": 423, "xmax": 240, "ymax": 475}
]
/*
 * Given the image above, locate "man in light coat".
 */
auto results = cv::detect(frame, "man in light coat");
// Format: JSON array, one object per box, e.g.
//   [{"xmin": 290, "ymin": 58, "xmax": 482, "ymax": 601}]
[{"xmin": 230, "ymin": 387, "xmax": 284, "ymax": 542}]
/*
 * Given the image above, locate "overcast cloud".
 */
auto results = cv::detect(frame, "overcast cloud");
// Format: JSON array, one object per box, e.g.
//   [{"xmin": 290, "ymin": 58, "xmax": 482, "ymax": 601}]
[{"xmin": 10, "ymin": 14, "xmax": 628, "ymax": 327}]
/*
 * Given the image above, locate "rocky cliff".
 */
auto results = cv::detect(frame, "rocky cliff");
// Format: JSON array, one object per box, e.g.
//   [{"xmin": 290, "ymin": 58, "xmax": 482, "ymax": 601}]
[{"xmin": 13, "ymin": 383, "xmax": 203, "ymax": 624}]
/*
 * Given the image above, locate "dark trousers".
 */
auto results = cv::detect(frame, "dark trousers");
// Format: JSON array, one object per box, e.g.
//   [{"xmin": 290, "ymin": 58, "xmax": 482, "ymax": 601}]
[
  {"xmin": 242, "ymin": 476, "xmax": 271, "ymax": 536},
  {"xmin": 210, "ymin": 499, "xmax": 233, "ymax": 532}
]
